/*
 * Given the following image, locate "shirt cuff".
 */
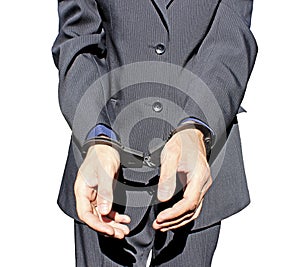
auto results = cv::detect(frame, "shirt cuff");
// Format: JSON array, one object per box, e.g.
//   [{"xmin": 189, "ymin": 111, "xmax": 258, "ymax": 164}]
[{"xmin": 86, "ymin": 124, "xmax": 119, "ymax": 141}]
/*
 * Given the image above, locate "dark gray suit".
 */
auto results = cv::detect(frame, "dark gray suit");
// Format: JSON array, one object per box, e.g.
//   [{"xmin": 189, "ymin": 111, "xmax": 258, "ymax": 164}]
[{"xmin": 52, "ymin": 0, "xmax": 257, "ymax": 265}]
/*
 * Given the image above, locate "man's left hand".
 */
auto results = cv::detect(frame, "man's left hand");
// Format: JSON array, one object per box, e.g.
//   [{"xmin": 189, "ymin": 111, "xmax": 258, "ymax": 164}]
[{"xmin": 152, "ymin": 128, "xmax": 212, "ymax": 231}]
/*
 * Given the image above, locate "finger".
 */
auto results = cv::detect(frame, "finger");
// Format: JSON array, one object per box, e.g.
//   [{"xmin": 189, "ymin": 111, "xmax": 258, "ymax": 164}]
[
  {"xmin": 107, "ymin": 210, "xmax": 131, "ymax": 224},
  {"xmin": 101, "ymin": 216, "xmax": 129, "ymax": 235},
  {"xmin": 76, "ymin": 195, "xmax": 115, "ymax": 235},
  {"xmin": 174, "ymin": 167, "xmax": 209, "ymax": 214},
  {"xmin": 111, "ymin": 227, "xmax": 127, "ymax": 239},
  {"xmin": 182, "ymin": 172, "xmax": 212, "ymax": 211},
  {"xmin": 155, "ymin": 200, "xmax": 191, "ymax": 223},
  {"xmin": 158, "ymin": 145, "xmax": 180, "ymax": 202},
  {"xmin": 160, "ymin": 200, "xmax": 203, "ymax": 232},
  {"xmin": 84, "ymin": 211, "xmax": 116, "ymax": 235},
  {"xmin": 156, "ymin": 188, "xmax": 200, "ymax": 223},
  {"xmin": 155, "ymin": 163, "xmax": 210, "ymax": 223},
  {"xmin": 97, "ymin": 167, "xmax": 115, "ymax": 216},
  {"xmin": 152, "ymin": 210, "xmax": 194, "ymax": 230},
  {"xmin": 94, "ymin": 208, "xmax": 130, "ymax": 237}
]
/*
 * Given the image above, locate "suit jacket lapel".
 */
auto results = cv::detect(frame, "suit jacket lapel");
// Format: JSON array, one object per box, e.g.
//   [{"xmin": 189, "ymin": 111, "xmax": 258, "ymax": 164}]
[
  {"xmin": 151, "ymin": 0, "xmax": 170, "ymax": 33},
  {"xmin": 165, "ymin": 0, "xmax": 175, "ymax": 9}
]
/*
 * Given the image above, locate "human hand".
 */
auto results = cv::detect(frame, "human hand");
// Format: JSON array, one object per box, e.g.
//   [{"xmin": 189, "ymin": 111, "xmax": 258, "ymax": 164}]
[
  {"xmin": 74, "ymin": 142, "xmax": 131, "ymax": 239},
  {"xmin": 152, "ymin": 128, "xmax": 212, "ymax": 231}
]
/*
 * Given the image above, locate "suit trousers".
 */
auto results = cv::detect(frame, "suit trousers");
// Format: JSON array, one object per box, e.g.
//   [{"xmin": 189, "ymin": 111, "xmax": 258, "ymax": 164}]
[{"xmin": 74, "ymin": 195, "xmax": 221, "ymax": 267}]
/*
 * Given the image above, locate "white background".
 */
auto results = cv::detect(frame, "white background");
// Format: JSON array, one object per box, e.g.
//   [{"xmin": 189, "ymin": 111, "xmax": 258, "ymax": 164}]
[{"xmin": 0, "ymin": 1, "xmax": 299, "ymax": 266}]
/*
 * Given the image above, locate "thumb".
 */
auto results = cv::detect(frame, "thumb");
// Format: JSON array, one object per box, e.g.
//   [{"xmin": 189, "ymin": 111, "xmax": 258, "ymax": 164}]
[
  {"xmin": 96, "ymin": 166, "xmax": 115, "ymax": 216},
  {"xmin": 158, "ymin": 147, "xmax": 179, "ymax": 202}
]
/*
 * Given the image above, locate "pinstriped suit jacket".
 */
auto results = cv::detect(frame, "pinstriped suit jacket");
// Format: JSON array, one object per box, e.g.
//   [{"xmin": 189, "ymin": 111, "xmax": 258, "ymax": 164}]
[{"xmin": 52, "ymin": 0, "xmax": 258, "ymax": 231}]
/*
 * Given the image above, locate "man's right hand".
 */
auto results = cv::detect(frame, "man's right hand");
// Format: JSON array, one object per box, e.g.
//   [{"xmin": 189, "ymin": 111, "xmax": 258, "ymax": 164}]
[{"xmin": 74, "ymin": 143, "xmax": 131, "ymax": 239}]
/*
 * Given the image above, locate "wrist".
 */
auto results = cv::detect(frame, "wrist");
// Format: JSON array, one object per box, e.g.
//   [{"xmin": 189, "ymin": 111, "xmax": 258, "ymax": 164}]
[
  {"xmin": 178, "ymin": 129, "xmax": 206, "ymax": 155},
  {"xmin": 87, "ymin": 140, "xmax": 120, "ymax": 161},
  {"xmin": 87, "ymin": 144, "xmax": 121, "ymax": 169},
  {"xmin": 169, "ymin": 122, "xmax": 211, "ymax": 158}
]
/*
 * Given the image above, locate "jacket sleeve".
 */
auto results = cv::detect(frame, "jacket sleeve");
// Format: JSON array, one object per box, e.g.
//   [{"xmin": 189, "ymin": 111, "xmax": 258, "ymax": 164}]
[
  {"xmin": 183, "ymin": 0, "xmax": 258, "ymax": 150},
  {"xmin": 52, "ymin": 0, "xmax": 110, "ymax": 147}
]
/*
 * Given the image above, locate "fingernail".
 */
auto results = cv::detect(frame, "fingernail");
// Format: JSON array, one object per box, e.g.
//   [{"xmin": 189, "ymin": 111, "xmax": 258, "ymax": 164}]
[
  {"xmin": 158, "ymin": 188, "xmax": 171, "ymax": 200},
  {"xmin": 99, "ymin": 204, "xmax": 109, "ymax": 214},
  {"xmin": 122, "ymin": 216, "xmax": 131, "ymax": 223},
  {"xmin": 157, "ymin": 215, "xmax": 166, "ymax": 223}
]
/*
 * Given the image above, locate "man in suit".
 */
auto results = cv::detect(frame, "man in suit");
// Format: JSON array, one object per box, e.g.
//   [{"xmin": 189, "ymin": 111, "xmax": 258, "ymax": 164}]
[{"xmin": 52, "ymin": 0, "xmax": 257, "ymax": 266}]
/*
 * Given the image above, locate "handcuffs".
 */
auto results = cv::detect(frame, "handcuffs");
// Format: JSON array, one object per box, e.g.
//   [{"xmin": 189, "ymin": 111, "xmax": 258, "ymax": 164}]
[{"xmin": 81, "ymin": 122, "xmax": 214, "ymax": 168}]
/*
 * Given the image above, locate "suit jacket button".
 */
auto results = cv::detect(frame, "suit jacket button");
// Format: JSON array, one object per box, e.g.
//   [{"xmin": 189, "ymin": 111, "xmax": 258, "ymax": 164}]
[
  {"xmin": 154, "ymin": 43, "xmax": 166, "ymax": 55},
  {"xmin": 152, "ymin": 101, "xmax": 163, "ymax": 112}
]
